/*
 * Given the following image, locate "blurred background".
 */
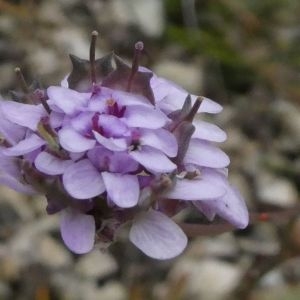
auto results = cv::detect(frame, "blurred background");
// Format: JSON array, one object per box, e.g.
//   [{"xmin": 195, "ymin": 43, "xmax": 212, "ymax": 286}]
[{"xmin": 0, "ymin": 0, "xmax": 299, "ymax": 299}]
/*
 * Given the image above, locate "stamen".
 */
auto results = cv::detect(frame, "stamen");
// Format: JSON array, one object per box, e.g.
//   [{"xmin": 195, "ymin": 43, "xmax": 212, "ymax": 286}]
[
  {"xmin": 89, "ymin": 30, "xmax": 98, "ymax": 85},
  {"xmin": 127, "ymin": 41, "xmax": 144, "ymax": 92},
  {"xmin": 14, "ymin": 67, "xmax": 30, "ymax": 94}
]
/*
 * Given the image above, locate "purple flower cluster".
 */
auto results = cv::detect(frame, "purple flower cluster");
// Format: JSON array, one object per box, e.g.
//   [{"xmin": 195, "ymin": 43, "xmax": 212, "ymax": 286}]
[{"xmin": 0, "ymin": 37, "xmax": 248, "ymax": 259}]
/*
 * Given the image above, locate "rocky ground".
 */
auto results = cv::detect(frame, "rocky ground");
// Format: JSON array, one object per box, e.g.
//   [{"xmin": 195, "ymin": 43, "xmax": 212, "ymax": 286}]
[{"xmin": 0, "ymin": 1, "xmax": 299, "ymax": 299}]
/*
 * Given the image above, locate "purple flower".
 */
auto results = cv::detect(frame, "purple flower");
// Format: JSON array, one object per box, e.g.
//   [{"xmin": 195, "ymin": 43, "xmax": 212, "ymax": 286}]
[{"xmin": 0, "ymin": 35, "xmax": 249, "ymax": 259}]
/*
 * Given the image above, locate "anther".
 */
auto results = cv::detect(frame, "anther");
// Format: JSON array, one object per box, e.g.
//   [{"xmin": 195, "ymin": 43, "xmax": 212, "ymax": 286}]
[
  {"xmin": 127, "ymin": 41, "xmax": 144, "ymax": 92},
  {"xmin": 89, "ymin": 30, "xmax": 99, "ymax": 85}
]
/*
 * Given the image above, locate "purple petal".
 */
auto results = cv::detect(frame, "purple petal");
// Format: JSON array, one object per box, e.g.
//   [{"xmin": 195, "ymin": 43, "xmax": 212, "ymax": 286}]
[
  {"xmin": 49, "ymin": 111, "xmax": 65, "ymax": 129},
  {"xmin": 93, "ymin": 131, "xmax": 127, "ymax": 151},
  {"xmin": 112, "ymin": 90, "xmax": 151, "ymax": 107},
  {"xmin": 0, "ymin": 101, "xmax": 46, "ymax": 130},
  {"xmin": 2, "ymin": 134, "xmax": 45, "ymax": 156},
  {"xmin": 47, "ymin": 86, "xmax": 89, "ymax": 114},
  {"xmin": 123, "ymin": 106, "xmax": 169, "ymax": 129},
  {"xmin": 102, "ymin": 172, "xmax": 139, "ymax": 208},
  {"xmin": 195, "ymin": 169, "xmax": 249, "ymax": 228},
  {"xmin": 129, "ymin": 146, "xmax": 177, "ymax": 173},
  {"xmin": 129, "ymin": 210, "xmax": 187, "ymax": 259},
  {"xmin": 98, "ymin": 115, "xmax": 129, "ymax": 137},
  {"xmin": 140, "ymin": 129, "xmax": 178, "ymax": 157},
  {"xmin": 197, "ymin": 97, "xmax": 223, "ymax": 114},
  {"xmin": 58, "ymin": 127, "xmax": 96, "ymax": 152},
  {"xmin": 192, "ymin": 201, "xmax": 216, "ymax": 221},
  {"xmin": 108, "ymin": 152, "xmax": 139, "ymax": 173},
  {"xmin": 63, "ymin": 159, "xmax": 105, "ymax": 199},
  {"xmin": 192, "ymin": 120, "xmax": 227, "ymax": 142},
  {"xmin": 60, "ymin": 208, "xmax": 95, "ymax": 254},
  {"xmin": 0, "ymin": 153, "xmax": 37, "ymax": 194},
  {"xmin": 70, "ymin": 112, "xmax": 94, "ymax": 133},
  {"xmin": 0, "ymin": 104, "xmax": 25, "ymax": 145},
  {"xmin": 164, "ymin": 177, "xmax": 226, "ymax": 200},
  {"xmin": 34, "ymin": 151, "xmax": 72, "ymax": 175},
  {"xmin": 184, "ymin": 139, "xmax": 230, "ymax": 168}
]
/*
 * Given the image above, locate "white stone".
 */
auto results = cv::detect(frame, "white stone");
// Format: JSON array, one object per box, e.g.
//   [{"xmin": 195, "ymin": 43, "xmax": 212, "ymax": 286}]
[
  {"xmin": 170, "ymin": 258, "xmax": 242, "ymax": 300},
  {"xmin": 258, "ymin": 173, "xmax": 298, "ymax": 207},
  {"xmin": 75, "ymin": 250, "xmax": 117, "ymax": 279}
]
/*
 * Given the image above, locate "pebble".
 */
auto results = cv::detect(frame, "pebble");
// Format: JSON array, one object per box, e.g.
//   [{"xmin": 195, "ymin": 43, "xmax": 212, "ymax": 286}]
[{"xmin": 170, "ymin": 258, "xmax": 242, "ymax": 300}]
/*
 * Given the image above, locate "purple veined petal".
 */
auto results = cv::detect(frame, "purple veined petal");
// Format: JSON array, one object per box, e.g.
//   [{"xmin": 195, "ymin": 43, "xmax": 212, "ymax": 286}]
[
  {"xmin": 0, "ymin": 105, "xmax": 25, "ymax": 145},
  {"xmin": 112, "ymin": 90, "xmax": 151, "ymax": 107},
  {"xmin": 87, "ymin": 146, "xmax": 112, "ymax": 170},
  {"xmin": 0, "ymin": 101, "xmax": 47, "ymax": 131},
  {"xmin": 192, "ymin": 119, "xmax": 227, "ymax": 142},
  {"xmin": 34, "ymin": 151, "xmax": 73, "ymax": 175},
  {"xmin": 2, "ymin": 134, "xmax": 46, "ymax": 156},
  {"xmin": 49, "ymin": 111, "xmax": 65, "ymax": 129},
  {"xmin": 0, "ymin": 151, "xmax": 38, "ymax": 194},
  {"xmin": 102, "ymin": 172, "xmax": 139, "ymax": 208},
  {"xmin": 164, "ymin": 177, "xmax": 226, "ymax": 200},
  {"xmin": 123, "ymin": 106, "xmax": 170, "ymax": 129},
  {"xmin": 184, "ymin": 139, "xmax": 230, "ymax": 168},
  {"xmin": 129, "ymin": 146, "xmax": 177, "ymax": 173},
  {"xmin": 60, "ymin": 208, "xmax": 95, "ymax": 254},
  {"xmin": 58, "ymin": 127, "xmax": 96, "ymax": 152},
  {"xmin": 108, "ymin": 151, "xmax": 139, "ymax": 173},
  {"xmin": 192, "ymin": 201, "xmax": 216, "ymax": 221},
  {"xmin": 70, "ymin": 112, "xmax": 94, "ymax": 133},
  {"xmin": 47, "ymin": 86, "xmax": 89, "ymax": 115},
  {"xmin": 63, "ymin": 159, "xmax": 105, "ymax": 199},
  {"xmin": 194, "ymin": 96, "xmax": 223, "ymax": 114},
  {"xmin": 129, "ymin": 209, "xmax": 187, "ymax": 259},
  {"xmin": 140, "ymin": 128, "xmax": 178, "ymax": 157},
  {"xmin": 198, "ymin": 169, "xmax": 249, "ymax": 229},
  {"xmin": 98, "ymin": 114, "xmax": 129, "ymax": 137},
  {"xmin": 93, "ymin": 131, "xmax": 127, "ymax": 152},
  {"xmin": 151, "ymin": 77, "xmax": 186, "ymax": 104}
]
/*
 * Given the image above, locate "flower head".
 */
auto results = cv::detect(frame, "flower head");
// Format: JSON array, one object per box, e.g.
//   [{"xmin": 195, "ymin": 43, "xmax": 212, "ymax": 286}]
[{"xmin": 0, "ymin": 33, "xmax": 249, "ymax": 259}]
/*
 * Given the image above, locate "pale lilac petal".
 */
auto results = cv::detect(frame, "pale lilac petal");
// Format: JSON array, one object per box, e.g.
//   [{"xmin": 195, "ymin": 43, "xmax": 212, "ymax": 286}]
[
  {"xmin": 0, "ymin": 107, "xmax": 25, "ymax": 145},
  {"xmin": 102, "ymin": 172, "xmax": 139, "ymax": 208},
  {"xmin": 0, "ymin": 151, "xmax": 37, "ymax": 194},
  {"xmin": 140, "ymin": 129, "xmax": 178, "ymax": 157},
  {"xmin": 98, "ymin": 115, "xmax": 129, "ymax": 137},
  {"xmin": 164, "ymin": 177, "xmax": 226, "ymax": 200},
  {"xmin": 123, "ymin": 106, "xmax": 169, "ymax": 129},
  {"xmin": 196, "ymin": 169, "xmax": 249, "ymax": 228},
  {"xmin": 2, "ymin": 134, "xmax": 46, "ymax": 156},
  {"xmin": 184, "ymin": 139, "xmax": 230, "ymax": 168},
  {"xmin": 129, "ymin": 210, "xmax": 187, "ymax": 259},
  {"xmin": 49, "ymin": 111, "xmax": 65, "ymax": 129},
  {"xmin": 0, "ymin": 101, "xmax": 46, "ymax": 130},
  {"xmin": 197, "ymin": 97, "xmax": 223, "ymax": 114},
  {"xmin": 192, "ymin": 119, "xmax": 227, "ymax": 142},
  {"xmin": 47, "ymin": 86, "xmax": 89, "ymax": 114},
  {"xmin": 63, "ymin": 159, "xmax": 105, "ymax": 199},
  {"xmin": 35, "ymin": 151, "xmax": 72, "ymax": 175},
  {"xmin": 60, "ymin": 208, "xmax": 95, "ymax": 254},
  {"xmin": 192, "ymin": 201, "xmax": 216, "ymax": 221},
  {"xmin": 93, "ymin": 131, "xmax": 127, "ymax": 151},
  {"xmin": 129, "ymin": 146, "xmax": 177, "ymax": 173},
  {"xmin": 108, "ymin": 152, "xmax": 139, "ymax": 173},
  {"xmin": 70, "ymin": 112, "xmax": 94, "ymax": 133},
  {"xmin": 58, "ymin": 127, "xmax": 96, "ymax": 152},
  {"xmin": 112, "ymin": 90, "xmax": 151, "ymax": 107}
]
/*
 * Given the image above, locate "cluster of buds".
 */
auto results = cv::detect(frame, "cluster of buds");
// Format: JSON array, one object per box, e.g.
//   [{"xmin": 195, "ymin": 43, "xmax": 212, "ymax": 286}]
[{"xmin": 0, "ymin": 32, "xmax": 248, "ymax": 259}]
